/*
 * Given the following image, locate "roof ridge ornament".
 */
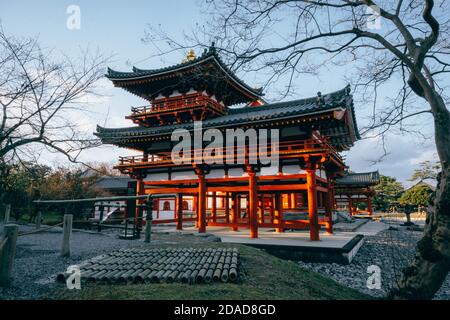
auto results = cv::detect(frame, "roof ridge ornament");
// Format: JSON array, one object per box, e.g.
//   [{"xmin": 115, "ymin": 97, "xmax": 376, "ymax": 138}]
[
  {"xmin": 209, "ymin": 41, "xmax": 216, "ymax": 54},
  {"xmin": 182, "ymin": 49, "xmax": 197, "ymax": 63},
  {"xmin": 316, "ymin": 91, "xmax": 324, "ymax": 105},
  {"xmin": 345, "ymin": 84, "xmax": 351, "ymax": 95}
]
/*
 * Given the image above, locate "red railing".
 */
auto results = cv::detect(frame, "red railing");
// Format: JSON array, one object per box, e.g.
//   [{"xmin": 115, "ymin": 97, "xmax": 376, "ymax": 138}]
[
  {"xmin": 130, "ymin": 93, "xmax": 227, "ymax": 116},
  {"xmin": 117, "ymin": 138, "xmax": 342, "ymax": 167}
]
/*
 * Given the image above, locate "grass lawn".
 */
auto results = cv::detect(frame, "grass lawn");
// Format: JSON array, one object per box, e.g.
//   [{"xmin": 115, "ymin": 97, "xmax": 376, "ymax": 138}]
[{"xmin": 48, "ymin": 243, "xmax": 370, "ymax": 300}]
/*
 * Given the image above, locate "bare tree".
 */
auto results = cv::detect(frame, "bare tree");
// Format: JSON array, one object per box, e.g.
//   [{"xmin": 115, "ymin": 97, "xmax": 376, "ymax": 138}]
[
  {"xmin": 0, "ymin": 27, "xmax": 106, "ymax": 169},
  {"xmin": 146, "ymin": 0, "xmax": 450, "ymax": 299},
  {"xmin": 410, "ymin": 160, "xmax": 441, "ymax": 183}
]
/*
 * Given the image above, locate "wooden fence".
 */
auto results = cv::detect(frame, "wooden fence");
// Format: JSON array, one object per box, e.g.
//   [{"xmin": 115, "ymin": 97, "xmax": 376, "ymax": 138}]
[{"xmin": 0, "ymin": 194, "xmax": 176, "ymax": 287}]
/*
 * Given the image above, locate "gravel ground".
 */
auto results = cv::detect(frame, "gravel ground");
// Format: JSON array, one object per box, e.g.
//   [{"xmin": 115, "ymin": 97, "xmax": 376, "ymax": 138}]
[
  {"xmin": 2, "ymin": 222, "xmax": 449, "ymax": 300},
  {"xmin": 0, "ymin": 223, "xmax": 210, "ymax": 300},
  {"xmin": 298, "ymin": 227, "xmax": 450, "ymax": 300}
]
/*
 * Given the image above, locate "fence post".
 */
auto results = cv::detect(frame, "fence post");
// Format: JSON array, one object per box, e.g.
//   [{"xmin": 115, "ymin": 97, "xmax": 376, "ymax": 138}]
[
  {"xmin": 4, "ymin": 205, "xmax": 11, "ymax": 224},
  {"xmin": 0, "ymin": 224, "xmax": 19, "ymax": 287},
  {"xmin": 61, "ymin": 214, "xmax": 73, "ymax": 257},
  {"xmin": 144, "ymin": 201, "xmax": 153, "ymax": 243},
  {"xmin": 98, "ymin": 205, "xmax": 104, "ymax": 232},
  {"xmin": 136, "ymin": 203, "xmax": 144, "ymax": 239},
  {"xmin": 36, "ymin": 211, "xmax": 42, "ymax": 229}
]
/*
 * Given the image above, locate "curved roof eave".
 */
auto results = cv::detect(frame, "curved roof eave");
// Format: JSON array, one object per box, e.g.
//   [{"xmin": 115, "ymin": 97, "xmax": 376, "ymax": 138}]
[
  {"xmin": 95, "ymin": 85, "xmax": 359, "ymax": 145},
  {"xmin": 106, "ymin": 51, "xmax": 263, "ymax": 99}
]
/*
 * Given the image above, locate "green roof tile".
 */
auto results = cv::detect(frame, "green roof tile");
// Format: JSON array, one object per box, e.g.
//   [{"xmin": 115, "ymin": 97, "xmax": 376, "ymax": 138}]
[
  {"xmin": 335, "ymin": 171, "xmax": 380, "ymax": 186},
  {"xmin": 106, "ymin": 46, "xmax": 263, "ymax": 99},
  {"xmin": 95, "ymin": 85, "xmax": 359, "ymax": 150}
]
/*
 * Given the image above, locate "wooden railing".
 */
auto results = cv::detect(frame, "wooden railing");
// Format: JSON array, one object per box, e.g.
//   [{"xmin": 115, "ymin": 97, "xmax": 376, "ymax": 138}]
[
  {"xmin": 117, "ymin": 138, "xmax": 342, "ymax": 167},
  {"xmin": 129, "ymin": 93, "xmax": 227, "ymax": 116}
]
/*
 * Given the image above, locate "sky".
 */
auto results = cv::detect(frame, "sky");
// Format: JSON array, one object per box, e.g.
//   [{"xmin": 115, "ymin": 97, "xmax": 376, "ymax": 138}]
[{"xmin": 0, "ymin": 0, "xmax": 440, "ymax": 186}]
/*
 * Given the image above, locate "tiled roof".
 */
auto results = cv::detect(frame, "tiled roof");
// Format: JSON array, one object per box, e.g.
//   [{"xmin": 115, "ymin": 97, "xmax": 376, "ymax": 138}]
[
  {"xmin": 94, "ymin": 176, "xmax": 134, "ymax": 190},
  {"xmin": 407, "ymin": 181, "xmax": 436, "ymax": 192},
  {"xmin": 95, "ymin": 85, "xmax": 359, "ymax": 147},
  {"xmin": 335, "ymin": 171, "xmax": 380, "ymax": 186},
  {"xmin": 106, "ymin": 45, "xmax": 263, "ymax": 98}
]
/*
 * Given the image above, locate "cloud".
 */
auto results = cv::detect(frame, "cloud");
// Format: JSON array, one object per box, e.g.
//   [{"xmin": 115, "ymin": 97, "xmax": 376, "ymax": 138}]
[
  {"xmin": 345, "ymin": 133, "xmax": 438, "ymax": 186},
  {"xmin": 79, "ymin": 145, "xmax": 140, "ymax": 164}
]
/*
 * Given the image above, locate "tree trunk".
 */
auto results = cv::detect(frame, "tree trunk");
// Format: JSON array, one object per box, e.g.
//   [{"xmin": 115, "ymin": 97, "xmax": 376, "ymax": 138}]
[{"xmin": 390, "ymin": 97, "xmax": 450, "ymax": 299}]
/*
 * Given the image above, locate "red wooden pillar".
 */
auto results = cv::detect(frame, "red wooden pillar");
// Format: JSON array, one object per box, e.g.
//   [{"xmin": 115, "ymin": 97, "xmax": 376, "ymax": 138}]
[
  {"xmin": 174, "ymin": 196, "xmax": 178, "ymax": 219},
  {"xmin": 193, "ymin": 195, "xmax": 197, "ymax": 212},
  {"xmin": 306, "ymin": 169, "xmax": 320, "ymax": 241},
  {"xmin": 259, "ymin": 195, "xmax": 264, "ymax": 224},
  {"xmin": 231, "ymin": 193, "xmax": 239, "ymax": 231},
  {"xmin": 274, "ymin": 193, "xmax": 283, "ymax": 233},
  {"xmin": 212, "ymin": 192, "xmax": 217, "ymax": 223},
  {"xmin": 225, "ymin": 192, "xmax": 230, "ymax": 223},
  {"xmin": 247, "ymin": 167, "xmax": 258, "ymax": 239},
  {"xmin": 136, "ymin": 178, "xmax": 144, "ymax": 230},
  {"xmin": 176, "ymin": 193, "xmax": 183, "ymax": 230},
  {"xmin": 196, "ymin": 170, "xmax": 206, "ymax": 233},
  {"xmin": 367, "ymin": 196, "xmax": 373, "ymax": 216}
]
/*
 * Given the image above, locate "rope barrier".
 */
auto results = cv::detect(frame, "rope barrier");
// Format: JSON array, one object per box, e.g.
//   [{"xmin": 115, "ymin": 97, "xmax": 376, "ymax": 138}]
[
  {"xmin": 17, "ymin": 222, "xmax": 64, "ymax": 237},
  {"xmin": 72, "ymin": 217, "xmax": 140, "ymax": 223},
  {"xmin": 14, "ymin": 217, "xmax": 142, "ymax": 235},
  {"xmin": 33, "ymin": 194, "xmax": 176, "ymax": 205}
]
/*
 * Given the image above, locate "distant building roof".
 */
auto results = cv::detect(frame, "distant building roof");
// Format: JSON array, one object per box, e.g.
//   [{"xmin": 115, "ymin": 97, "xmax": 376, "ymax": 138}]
[
  {"xmin": 94, "ymin": 176, "xmax": 134, "ymax": 190},
  {"xmin": 335, "ymin": 171, "xmax": 380, "ymax": 186},
  {"xmin": 407, "ymin": 181, "xmax": 436, "ymax": 192}
]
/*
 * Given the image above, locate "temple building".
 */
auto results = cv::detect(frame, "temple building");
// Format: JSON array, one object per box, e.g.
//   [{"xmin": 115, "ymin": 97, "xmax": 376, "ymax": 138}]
[
  {"xmin": 95, "ymin": 45, "xmax": 371, "ymax": 241},
  {"xmin": 334, "ymin": 171, "xmax": 380, "ymax": 216}
]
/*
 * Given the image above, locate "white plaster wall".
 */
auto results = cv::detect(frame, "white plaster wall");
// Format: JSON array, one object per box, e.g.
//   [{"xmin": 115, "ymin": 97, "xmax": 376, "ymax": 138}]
[
  {"xmin": 228, "ymin": 167, "xmax": 245, "ymax": 177},
  {"xmin": 315, "ymin": 169, "xmax": 327, "ymax": 178},
  {"xmin": 153, "ymin": 211, "xmax": 175, "ymax": 220},
  {"xmin": 157, "ymin": 199, "xmax": 175, "ymax": 211},
  {"xmin": 153, "ymin": 199, "xmax": 175, "ymax": 220},
  {"xmin": 206, "ymin": 169, "xmax": 225, "ymax": 178},
  {"xmin": 145, "ymin": 172, "xmax": 169, "ymax": 182},
  {"xmin": 283, "ymin": 165, "xmax": 302, "ymax": 175},
  {"xmin": 172, "ymin": 170, "xmax": 196, "ymax": 180},
  {"xmin": 258, "ymin": 166, "xmax": 278, "ymax": 176}
]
